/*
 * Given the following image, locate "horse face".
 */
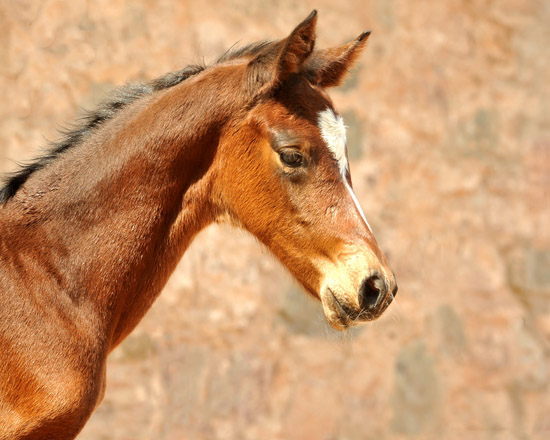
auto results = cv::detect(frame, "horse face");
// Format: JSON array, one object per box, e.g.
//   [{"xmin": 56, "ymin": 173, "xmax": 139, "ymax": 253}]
[{"xmin": 220, "ymin": 76, "xmax": 396, "ymax": 330}]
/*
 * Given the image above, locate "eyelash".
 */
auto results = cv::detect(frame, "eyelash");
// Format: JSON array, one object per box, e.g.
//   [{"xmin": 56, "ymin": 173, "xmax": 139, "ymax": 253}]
[{"xmin": 279, "ymin": 150, "xmax": 303, "ymax": 167}]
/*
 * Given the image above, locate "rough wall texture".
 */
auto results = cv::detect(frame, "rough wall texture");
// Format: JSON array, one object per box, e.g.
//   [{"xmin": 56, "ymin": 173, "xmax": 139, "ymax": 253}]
[{"xmin": 1, "ymin": 0, "xmax": 549, "ymax": 439}]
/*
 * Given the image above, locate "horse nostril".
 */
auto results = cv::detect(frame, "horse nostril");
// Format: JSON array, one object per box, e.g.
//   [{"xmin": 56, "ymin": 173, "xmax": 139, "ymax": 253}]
[
  {"xmin": 358, "ymin": 274, "xmax": 386, "ymax": 310},
  {"xmin": 392, "ymin": 283, "xmax": 398, "ymax": 298}
]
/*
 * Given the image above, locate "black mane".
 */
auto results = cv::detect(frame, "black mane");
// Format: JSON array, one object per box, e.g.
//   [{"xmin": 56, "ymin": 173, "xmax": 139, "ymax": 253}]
[{"xmin": 0, "ymin": 41, "xmax": 274, "ymax": 203}]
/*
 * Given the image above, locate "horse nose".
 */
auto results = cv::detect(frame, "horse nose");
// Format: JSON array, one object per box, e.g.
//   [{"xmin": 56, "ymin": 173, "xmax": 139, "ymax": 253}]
[{"xmin": 358, "ymin": 273, "xmax": 387, "ymax": 310}]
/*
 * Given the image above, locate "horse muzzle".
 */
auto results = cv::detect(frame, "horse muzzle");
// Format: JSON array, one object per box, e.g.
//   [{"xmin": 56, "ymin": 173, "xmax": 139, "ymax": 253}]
[{"xmin": 320, "ymin": 270, "xmax": 397, "ymax": 330}]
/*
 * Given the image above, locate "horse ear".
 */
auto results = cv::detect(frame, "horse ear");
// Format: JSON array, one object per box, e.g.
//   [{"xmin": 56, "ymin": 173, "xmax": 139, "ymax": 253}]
[
  {"xmin": 303, "ymin": 31, "xmax": 370, "ymax": 88},
  {"xmin": 248, "ymin": 10, "xmax": 317, "ymax": 96}
]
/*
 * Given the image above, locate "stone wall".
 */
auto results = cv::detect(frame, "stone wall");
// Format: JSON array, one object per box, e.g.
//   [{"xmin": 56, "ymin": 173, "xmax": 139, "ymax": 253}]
[{"xmin": 1, "ymin": 1, "xmax": 548, "ymax": 439}]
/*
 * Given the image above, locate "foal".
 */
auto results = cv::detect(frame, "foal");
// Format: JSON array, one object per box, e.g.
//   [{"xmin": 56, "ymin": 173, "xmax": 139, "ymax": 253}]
[{"xmin": 0, "ymin": 11, "xmax": 396, "ymax": 439}]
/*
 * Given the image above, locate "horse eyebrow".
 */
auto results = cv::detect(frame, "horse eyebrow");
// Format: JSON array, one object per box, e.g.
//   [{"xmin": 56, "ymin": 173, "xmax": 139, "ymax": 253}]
[
  {"xmin": 269, "ymin": 130, "xmax": 303, "ymax": 149},
  {"xmin": 0, "ymin": 41, "xmax": 277, "ymax": 204}
]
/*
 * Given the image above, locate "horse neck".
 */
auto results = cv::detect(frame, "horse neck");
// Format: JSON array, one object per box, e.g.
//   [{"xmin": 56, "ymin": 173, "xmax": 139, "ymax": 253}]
[{"xmin": 4, "ymin": 70, "xmax": 243, "ymax": 349}]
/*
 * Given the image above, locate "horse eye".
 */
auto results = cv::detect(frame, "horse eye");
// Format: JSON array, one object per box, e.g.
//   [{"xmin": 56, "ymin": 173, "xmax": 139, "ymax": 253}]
[{"xmin": 279, "ymin": 150, "xmax": 303, "ymax": 167}]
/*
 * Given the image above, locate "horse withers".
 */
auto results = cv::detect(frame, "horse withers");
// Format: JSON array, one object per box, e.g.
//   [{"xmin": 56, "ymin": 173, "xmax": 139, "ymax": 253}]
[{"xmin": 0, "ymin": 11, "xmax": 397, "ymax": 439}]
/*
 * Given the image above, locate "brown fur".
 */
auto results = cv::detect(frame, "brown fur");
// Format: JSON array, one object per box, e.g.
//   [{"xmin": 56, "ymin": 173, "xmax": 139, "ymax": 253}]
[{"xmin": 0, "ymin": 12, "xmax": 396, "ymax": 439}]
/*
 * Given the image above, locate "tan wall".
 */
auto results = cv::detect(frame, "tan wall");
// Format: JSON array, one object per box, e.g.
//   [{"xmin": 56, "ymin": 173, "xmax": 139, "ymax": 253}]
[{"xmin": 1, "ymin": 1, "xmax": 548, "ymax": 439}]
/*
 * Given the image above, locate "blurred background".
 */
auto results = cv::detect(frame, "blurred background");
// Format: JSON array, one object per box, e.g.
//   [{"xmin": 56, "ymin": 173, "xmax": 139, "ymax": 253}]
[{"xmin": 1, "ymin": 0, "xmax": 549, "ymax": 439}]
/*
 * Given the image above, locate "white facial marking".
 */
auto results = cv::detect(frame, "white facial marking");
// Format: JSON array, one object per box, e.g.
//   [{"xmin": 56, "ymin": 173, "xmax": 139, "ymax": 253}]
[
  {"xmin": 345, "ymin": 180, "xmax": 373, "ymax": 234},
  {"xmin": 318, "ymin": 108, "xmax": 373, "ymax": 234},
  {"xmin": 318, "ymin": 108, "xmax": 348, "ymax": 177}
]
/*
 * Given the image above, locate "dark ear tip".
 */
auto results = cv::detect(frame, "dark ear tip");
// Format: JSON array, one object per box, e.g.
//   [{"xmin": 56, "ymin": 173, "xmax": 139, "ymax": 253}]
[
  {"xmin": 296, "ymin": 10, "xmax": 318, "ymax": 30},
  {"xmin": 358, "ymin": 31, "xmax": 371, "ymax": 42}
]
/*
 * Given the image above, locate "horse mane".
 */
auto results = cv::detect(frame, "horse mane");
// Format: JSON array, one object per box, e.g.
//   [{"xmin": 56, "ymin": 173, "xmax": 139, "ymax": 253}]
[{"xmin": 0, "ymin": 41, "xmax": 275, "ymax": 204}]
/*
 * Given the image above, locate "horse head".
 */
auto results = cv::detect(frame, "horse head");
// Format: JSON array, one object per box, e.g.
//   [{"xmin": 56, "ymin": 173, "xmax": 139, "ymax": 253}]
[{"xmin": 213, "ymin": 11, "xmax": 397, "ymax": 329}]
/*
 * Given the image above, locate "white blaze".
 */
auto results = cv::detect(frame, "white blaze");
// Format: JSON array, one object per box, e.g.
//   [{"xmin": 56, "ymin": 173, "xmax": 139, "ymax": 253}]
[
  {"xmin": 344, "ymin": 180, "xmax": 373, "ymax": 233},
  {"xmin": 318, "ymin": 108, "xmax": 373, "ymax": 234},
  {"xmin": 318, "ymin": 108, "xmax": 348, "ymax": 176}
]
